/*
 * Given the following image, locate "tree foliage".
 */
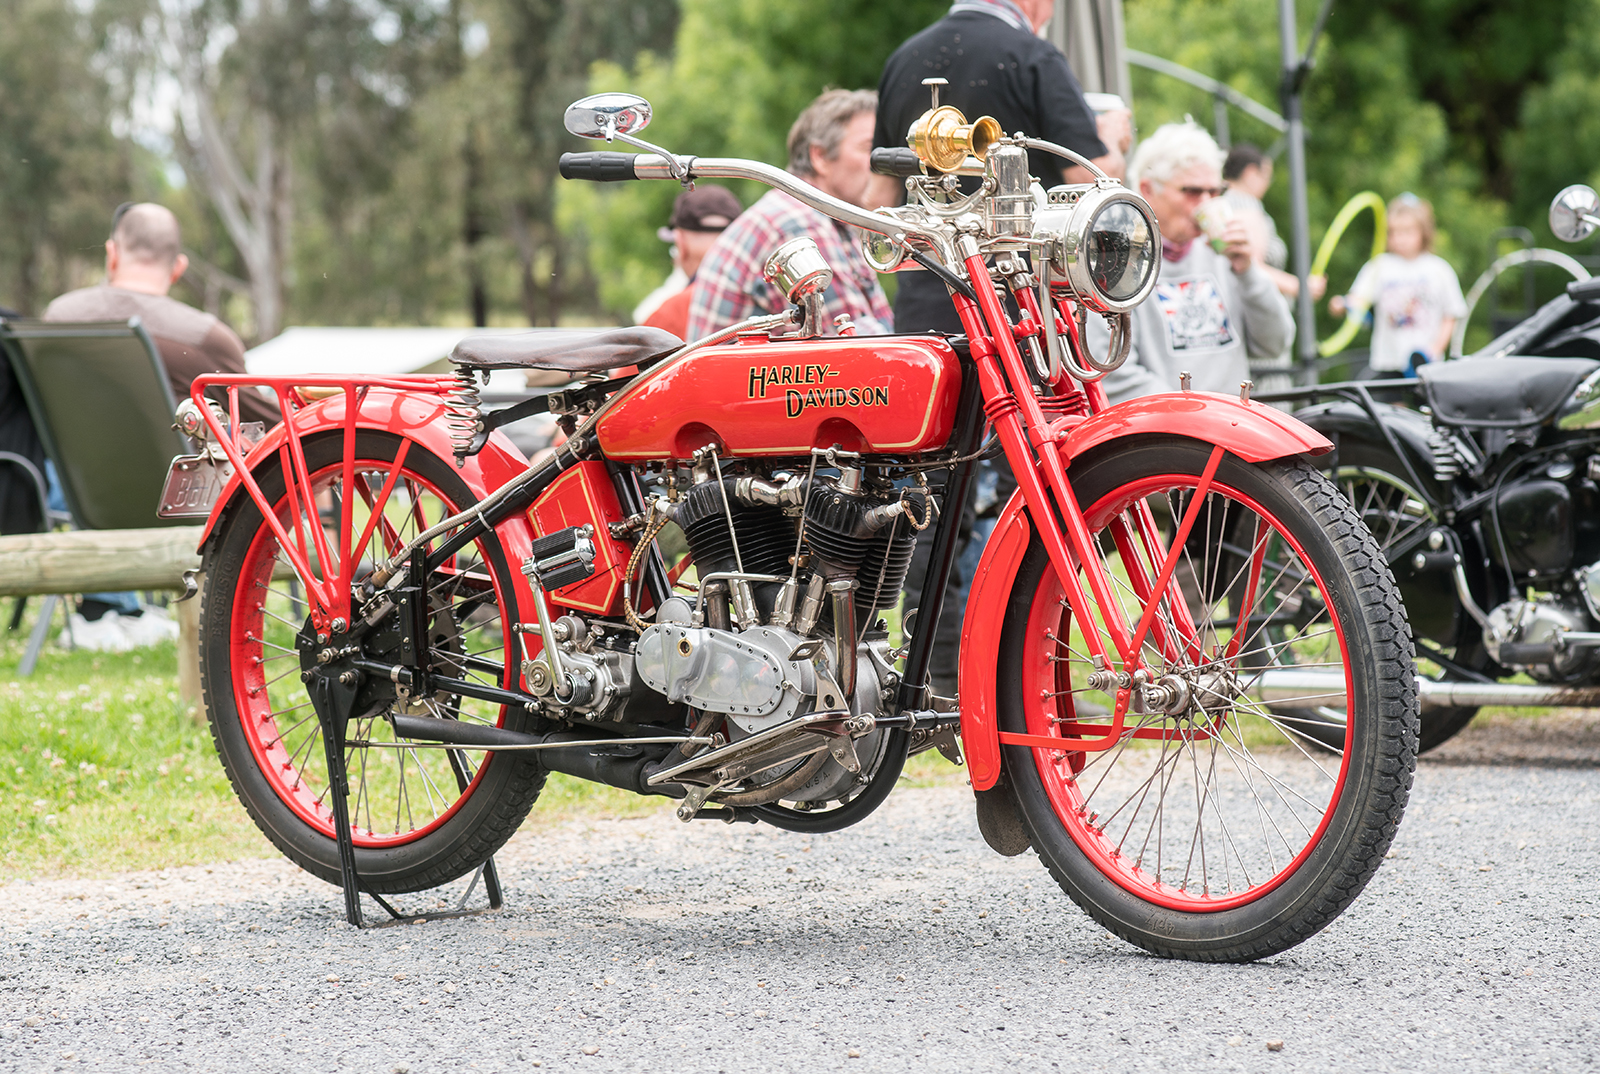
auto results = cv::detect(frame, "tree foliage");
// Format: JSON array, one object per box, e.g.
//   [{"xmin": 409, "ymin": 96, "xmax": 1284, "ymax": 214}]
[
  {"xmin": 0, "ymin": 0, "xmax": 133, "ymax": 315},
  {"xmin": 557, "ymin": 0, "xmax": 947, "ymax": 318},
  {"xmin": 7, "ymin": 0, "xmax": 1600, "ymax": 346}
]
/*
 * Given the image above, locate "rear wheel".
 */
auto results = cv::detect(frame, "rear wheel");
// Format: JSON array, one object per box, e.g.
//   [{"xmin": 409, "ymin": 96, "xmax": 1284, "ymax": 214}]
[
  {"xmin": 1329, "ymin": 439, "xmax": 1481, "ymax": 752},
  {"xmin": 999, "ymin": 437, "xmax": 1416, "ymax": 961},
  {"xmin": 200, "ymin": 431, "xmax": 544, "ymax": 893}
]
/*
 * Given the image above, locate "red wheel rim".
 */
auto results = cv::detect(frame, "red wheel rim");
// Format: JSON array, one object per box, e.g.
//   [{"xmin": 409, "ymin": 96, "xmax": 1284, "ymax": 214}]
[
  {"xmin": 1021, "ymin": 473, "xmax": 1355, "ymax": 912},
  {"xmin": 229, "ymin": 453, "xmax": 514, "ymax": 847}
]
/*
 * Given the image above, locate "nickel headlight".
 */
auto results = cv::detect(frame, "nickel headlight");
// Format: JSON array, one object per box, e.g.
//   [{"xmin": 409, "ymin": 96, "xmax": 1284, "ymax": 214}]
[{"xmin": 1036, "ymin": 187, "xmax": 1159, "ymax": 314}]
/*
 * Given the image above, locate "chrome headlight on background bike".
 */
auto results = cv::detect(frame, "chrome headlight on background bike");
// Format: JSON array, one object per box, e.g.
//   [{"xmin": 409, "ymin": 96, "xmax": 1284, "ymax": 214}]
[{"xmin": 1034, "ymin": 187, "xmax": 1159, "ymax": 314}]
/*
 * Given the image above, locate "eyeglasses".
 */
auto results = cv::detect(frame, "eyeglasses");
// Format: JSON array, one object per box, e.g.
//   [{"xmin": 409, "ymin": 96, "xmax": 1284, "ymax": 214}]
[{"xmin": 1176, "ymin": 185, "xmax": 1225, "ymax": 199}]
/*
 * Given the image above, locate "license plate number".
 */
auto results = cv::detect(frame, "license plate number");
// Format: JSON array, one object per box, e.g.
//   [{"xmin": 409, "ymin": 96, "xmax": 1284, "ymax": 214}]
[{"xmin": 157, "ymin": 454, "xmax": 232, "ymax": 519}]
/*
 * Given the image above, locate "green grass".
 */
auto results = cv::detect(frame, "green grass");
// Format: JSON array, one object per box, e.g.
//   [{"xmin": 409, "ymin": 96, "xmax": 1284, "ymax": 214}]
[
  {"xmin": 0, "ymin": 597, "xmax": 965, "ymax": 881},
  {"xmin": 0, "ymin": 600, "xmax": 272, "ymax": 879}
]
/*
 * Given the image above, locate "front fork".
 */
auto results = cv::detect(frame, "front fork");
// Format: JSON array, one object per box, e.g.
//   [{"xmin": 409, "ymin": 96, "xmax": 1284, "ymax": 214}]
[{"xmin": 950, "ymin": 252, "xmax": 1221, "ymax": 749}]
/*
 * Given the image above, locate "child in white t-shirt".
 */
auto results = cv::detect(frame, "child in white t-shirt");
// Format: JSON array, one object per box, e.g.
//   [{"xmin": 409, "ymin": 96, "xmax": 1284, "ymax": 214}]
[{"xmin": 1330, "ymin": 194, "xmax": 1466, "ymax": 375}]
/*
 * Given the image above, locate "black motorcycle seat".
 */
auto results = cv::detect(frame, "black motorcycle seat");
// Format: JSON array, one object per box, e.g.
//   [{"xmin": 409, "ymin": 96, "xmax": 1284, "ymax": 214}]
[
  {"xmin": 1419, "ymin": 356, "xmax": 1600, "ymax": 427},
  {"xmin": 450, "ymin": 326, "xmax": 684, "ymax": 373}
]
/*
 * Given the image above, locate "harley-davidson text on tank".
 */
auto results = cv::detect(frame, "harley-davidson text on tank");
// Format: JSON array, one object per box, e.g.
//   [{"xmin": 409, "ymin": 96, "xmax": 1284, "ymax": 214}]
[
  {"xmin": 745, "ymin": 362, "xmax": 893, "ymax": 417},
  {"xmin": 596, "ymin": 336, "xmax": 962, "ymax": 460}
]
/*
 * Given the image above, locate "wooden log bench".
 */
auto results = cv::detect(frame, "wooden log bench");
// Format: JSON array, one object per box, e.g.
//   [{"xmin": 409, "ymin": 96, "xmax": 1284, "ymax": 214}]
[{"xmin": 0, "ymin": 526, "xmax": 204, "ymax": 703}]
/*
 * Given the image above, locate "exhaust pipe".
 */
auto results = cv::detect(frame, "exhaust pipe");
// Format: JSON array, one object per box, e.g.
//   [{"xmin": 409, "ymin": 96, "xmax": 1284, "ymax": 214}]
[
  {"xmin": 387, "ymin": 715, "xmax": 683, "ymax": 797},
  {"xmin": 1250, "ymin": 669, "xmax": 1600, "ymax": 711}
]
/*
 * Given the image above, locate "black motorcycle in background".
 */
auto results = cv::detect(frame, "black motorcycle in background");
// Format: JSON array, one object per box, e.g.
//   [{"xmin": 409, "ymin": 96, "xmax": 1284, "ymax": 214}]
[{"xmin": 1263, "ymin": 184, "xmax": 1600, "ymax": 752}]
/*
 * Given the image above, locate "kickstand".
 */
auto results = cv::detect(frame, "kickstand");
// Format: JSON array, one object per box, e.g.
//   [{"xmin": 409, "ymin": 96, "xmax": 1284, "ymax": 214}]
[{"xmin": 316, "ymin": 700, "xmax": 503, "ymax": 929}]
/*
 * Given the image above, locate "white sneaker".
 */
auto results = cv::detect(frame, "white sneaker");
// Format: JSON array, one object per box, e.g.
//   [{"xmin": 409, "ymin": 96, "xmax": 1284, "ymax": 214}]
[
  {"xmin": 120, "ymin": 607, "xmax": 180, "ymax": 648},
  {"xmin": 58, "ymin": 612, "xmax": 135, "ymax": 653}
]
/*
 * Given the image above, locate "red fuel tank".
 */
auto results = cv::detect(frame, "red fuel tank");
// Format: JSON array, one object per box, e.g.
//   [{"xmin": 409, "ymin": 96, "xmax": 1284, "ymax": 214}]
[{"xmin": 596, "ymin": 334, "xmax": 962, "ymax": 461}]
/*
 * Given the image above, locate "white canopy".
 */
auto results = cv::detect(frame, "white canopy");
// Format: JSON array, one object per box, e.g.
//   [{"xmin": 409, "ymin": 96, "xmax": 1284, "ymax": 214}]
[{"xmin": 243, "ymin": 326, "xmax": 589, "ymax": 397}]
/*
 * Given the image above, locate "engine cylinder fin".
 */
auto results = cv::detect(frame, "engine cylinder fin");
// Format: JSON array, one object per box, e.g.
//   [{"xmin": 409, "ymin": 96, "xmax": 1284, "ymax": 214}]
[{"xmin": 677, "ymin": 478, "xmax": 794, "ymax": 579}]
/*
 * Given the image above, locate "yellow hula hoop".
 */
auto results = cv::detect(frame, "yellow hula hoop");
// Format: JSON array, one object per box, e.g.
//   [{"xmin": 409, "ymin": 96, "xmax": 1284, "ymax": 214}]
[{"xmin": 1312, "ymin": 191, "xmax": 1388, "ymax": 357}]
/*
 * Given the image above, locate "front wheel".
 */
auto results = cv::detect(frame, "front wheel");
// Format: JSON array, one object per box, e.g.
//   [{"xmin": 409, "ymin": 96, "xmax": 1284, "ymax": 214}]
[{"xmin": 999, "ymin": 437, "xmax": 1417, "ymax": 961}]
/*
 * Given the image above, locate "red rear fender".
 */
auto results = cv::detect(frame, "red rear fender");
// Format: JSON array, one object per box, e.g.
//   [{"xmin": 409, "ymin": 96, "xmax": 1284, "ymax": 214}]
[{"xmin": 195, "ymin": 390, "xmax": 533, "ymax": 547}]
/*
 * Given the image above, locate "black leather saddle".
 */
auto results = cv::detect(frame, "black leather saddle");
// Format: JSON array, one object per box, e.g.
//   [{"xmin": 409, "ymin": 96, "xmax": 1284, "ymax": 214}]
[
  {"xmin": 1419, "ymin": 356, "xmax": 1600, "ymax": 428},
  {"xmin": 450, "ymin": 326, "xmax": 684, "ymax": 373}
]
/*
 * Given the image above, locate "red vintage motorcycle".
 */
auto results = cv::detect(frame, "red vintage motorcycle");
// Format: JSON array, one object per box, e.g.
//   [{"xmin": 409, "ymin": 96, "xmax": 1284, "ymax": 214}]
[{"xmin": 162, "ymin": 90, "xmax": 1417, "ymax": 962}]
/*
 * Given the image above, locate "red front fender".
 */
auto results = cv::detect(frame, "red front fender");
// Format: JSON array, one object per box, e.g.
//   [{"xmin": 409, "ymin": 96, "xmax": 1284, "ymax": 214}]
[
  {"xmin": 955, "ymin": 392, "xmax": 1330, "ymax": 791},
  {"xmin": 1059, "ymin": 391, "xmax": 1331, "ymax": 464},
  {"xmin": 196, "ymin": 389, "xmax": 534, "ymax": 547}
]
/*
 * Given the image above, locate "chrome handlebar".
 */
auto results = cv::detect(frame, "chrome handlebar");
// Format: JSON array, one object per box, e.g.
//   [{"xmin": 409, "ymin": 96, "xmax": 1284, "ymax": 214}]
[{"xmin": 629, "ymin": 154, "xmax": 965, "ymax": 269}]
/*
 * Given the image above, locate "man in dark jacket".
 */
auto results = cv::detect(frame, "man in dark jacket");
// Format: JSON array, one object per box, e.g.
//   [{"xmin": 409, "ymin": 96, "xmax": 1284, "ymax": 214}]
[
  {"xmin": 874, "ymin": 0, "xmax": 1126, "ymax": 695},
  {"xmin": 0, "ymin": 304, "xmax": 47, "ymax": 535},
  {"xmin": 875, "ymin": 0, "xmax": 1125, "ymax": 335}
]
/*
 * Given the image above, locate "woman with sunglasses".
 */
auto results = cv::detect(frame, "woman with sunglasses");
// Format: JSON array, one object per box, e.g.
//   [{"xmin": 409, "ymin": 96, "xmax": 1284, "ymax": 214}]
[{"xmin": 1095, "ymin": 121, "xmax": 1296, "ymax": 403}]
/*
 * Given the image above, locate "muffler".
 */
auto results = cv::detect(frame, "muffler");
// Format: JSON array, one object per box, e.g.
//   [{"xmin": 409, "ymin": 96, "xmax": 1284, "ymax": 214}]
[
  {"xmin": 387, "ymin": 715, "xmax": 683, "ymax": 797},
  {"xmin": 1250, "ymin": 669, "xmax": 1600, "ymax": 711}
]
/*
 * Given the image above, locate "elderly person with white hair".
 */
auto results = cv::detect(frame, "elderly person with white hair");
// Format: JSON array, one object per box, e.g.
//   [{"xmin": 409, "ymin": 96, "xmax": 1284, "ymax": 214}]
[{"xmin": 1096, "ymin": 122, "xmax": 1294, "ymax": 403}]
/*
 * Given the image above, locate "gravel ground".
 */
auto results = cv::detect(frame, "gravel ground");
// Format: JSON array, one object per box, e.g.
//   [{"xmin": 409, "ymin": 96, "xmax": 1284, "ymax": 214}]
[{"xmin": 3, "ymin": 713, "xmax": 1598, "ymax": 1074}]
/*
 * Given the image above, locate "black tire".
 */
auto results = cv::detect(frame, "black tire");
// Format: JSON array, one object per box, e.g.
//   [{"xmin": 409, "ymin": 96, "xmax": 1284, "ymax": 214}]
[
  {"xmin": 998, "ymin": 436, "xmax": 1417, "ymax": 961},
  {"xmin": 200, "ymin": 430, "xmax": 544, "ymax": 893},
  {"xmin": 1329, "ymin": 438, "xmax": 1481, "ymax": 752}
]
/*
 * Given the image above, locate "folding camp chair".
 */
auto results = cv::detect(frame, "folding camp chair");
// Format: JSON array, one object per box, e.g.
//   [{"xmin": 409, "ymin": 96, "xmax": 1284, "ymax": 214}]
[{"xmin": 0, "ymin": 318, "xmax": 191, "ymax": 672}]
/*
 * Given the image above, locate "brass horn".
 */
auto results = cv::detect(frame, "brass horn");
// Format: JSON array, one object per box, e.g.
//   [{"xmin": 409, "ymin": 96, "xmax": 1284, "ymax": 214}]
[{"xmin": 907, "ymin": 105, "xmax": 1003, "ymax": 173}]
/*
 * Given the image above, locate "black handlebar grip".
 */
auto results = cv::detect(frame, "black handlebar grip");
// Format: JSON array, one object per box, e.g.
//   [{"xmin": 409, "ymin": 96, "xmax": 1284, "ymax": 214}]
[
  {"xmin": 870, "ymin": 147, "xmax": 923, "ymax": 178},
  {"xmin": 558, "ymin": 152, "xmax": 641, "ymax": 182},
  {"xmin": 1569, "ymin": 277, "xmax": 1600, "ymax": 302}
]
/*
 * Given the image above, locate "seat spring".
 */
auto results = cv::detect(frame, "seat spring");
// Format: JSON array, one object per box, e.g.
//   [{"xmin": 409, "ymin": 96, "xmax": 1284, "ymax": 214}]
[
  {"xmin": 447, "ymin": 367, "xmax": 484, "ymax": 457},
  {"xmin": 1427, "ymin": 424, "xmax": 1462, "ymax": 482}
]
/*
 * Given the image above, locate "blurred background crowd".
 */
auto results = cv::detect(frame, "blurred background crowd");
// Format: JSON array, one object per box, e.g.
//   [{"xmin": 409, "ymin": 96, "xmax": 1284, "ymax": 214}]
[{"xmin": 3, "ymin": 0, "xmax": 1599, "ymax": 357}]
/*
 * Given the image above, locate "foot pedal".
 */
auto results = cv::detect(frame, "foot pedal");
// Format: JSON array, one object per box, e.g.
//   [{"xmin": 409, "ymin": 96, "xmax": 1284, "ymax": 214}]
[{"xmin": 522, "ymin": 525, "xmax": 597, "ymax": 591}]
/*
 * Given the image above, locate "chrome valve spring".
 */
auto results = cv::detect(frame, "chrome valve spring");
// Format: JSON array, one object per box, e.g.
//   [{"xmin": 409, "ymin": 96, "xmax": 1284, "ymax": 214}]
[{"xmin": 447, "ymin": 366, "xmax": 485, "ymax": 460}]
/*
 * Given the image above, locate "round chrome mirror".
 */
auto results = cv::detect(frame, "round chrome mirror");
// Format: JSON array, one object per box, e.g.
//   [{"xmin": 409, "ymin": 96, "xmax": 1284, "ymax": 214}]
[
  {"xmin": 1550, "ymin": 185, "xmax": 1600, "ymax": 243},
  {"xmin": 763, "ymin": 237, "xmax": 833, "ymax": 303},
  {"xmin": 564, "ymin": 93, "xmax": 653, "ymax": 140},
  {"xmin": 861, "ymin": 232, "xmax": 909, "ymax": 273}
]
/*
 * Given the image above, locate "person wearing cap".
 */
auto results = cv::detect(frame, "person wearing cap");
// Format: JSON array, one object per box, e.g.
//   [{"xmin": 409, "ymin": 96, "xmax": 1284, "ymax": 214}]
[{"xmin": 638, "ymin": 186, "xmax": 743, "ymax": 341}]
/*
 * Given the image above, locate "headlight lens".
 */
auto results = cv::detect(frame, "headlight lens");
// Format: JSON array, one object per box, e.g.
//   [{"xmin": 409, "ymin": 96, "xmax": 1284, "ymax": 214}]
[
  {"xmin": 1086, "ymin": 200, "xmax": 1155, "ymax": 305},
  {"xmin": 1033, "ymin": 187, "xmax": 1160, "ymax": 314}
]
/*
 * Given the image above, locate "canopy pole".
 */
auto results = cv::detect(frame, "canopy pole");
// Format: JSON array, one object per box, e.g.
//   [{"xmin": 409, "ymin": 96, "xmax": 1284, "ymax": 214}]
[{"xmin": 1279, "ymin": 0, "xmax": 1317, "ymax": 383}]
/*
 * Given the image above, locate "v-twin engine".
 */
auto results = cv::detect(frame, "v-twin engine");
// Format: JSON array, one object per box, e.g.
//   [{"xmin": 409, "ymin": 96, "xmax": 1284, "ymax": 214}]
[{"xmin": 520, "ymin": 458, "xmax": 930, "ymax": 816}]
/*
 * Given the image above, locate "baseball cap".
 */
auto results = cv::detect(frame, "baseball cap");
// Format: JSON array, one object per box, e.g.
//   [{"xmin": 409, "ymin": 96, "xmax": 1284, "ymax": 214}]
[{"xmin": 656, "ymin": 186, "xmax": 742, "ymax": 242}]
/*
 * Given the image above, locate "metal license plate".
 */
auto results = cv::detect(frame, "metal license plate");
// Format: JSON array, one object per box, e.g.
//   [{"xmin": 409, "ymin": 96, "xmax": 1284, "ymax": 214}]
[{"xmin": 157, "ymin": 454, "xmax": 232, "ymax": 519}]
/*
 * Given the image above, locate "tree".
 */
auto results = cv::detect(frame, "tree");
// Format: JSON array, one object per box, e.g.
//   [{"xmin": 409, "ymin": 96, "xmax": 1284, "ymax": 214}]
[
  {"xmin": 557, "ymin": 0, "xmax": 947, "ymax": 320},
  {"xmin": 98, "ymin": 0, "xmax": 452, "ymax": 339},
  {"xmin": 1328, "ymin": 0, "xmax": 1586, "ymax": 204},
  {"xmin": 1124, "ymin": 0, "xmax": 1509, "ymax": 348},
  {"xmin": 1511, "ymin": 0, "xmax": 1600, "ymax": 235},
  {"xmin": 484, "ymin": 0, "xmax": 679, "ymax": 325},
  {"xmin": 0, "ymin": 0, "xmax": 131, "ymax": 314}
]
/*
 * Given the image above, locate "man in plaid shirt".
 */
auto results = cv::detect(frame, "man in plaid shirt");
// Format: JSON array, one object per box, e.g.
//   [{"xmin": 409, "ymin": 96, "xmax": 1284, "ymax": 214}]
[{"xmin": 685, "ymin": 89, "xmax": 893, "ymax": 340}]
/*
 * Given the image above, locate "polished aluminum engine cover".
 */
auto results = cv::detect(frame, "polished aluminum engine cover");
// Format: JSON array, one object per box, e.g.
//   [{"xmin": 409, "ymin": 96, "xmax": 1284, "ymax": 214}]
[
  {"xmin": 1484, "ymin": 597, "xmax": 1590, "ymax": 677},
  {"xmin": 634, "ymin": 623, "xmax": 816, "ymax": 733}
]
